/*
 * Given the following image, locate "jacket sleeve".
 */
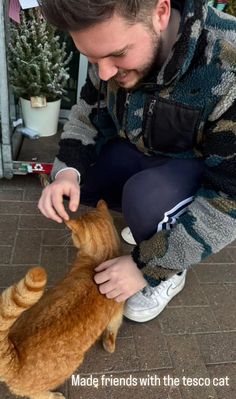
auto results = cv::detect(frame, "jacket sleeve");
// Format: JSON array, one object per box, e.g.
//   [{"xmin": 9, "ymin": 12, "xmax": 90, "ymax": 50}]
[
  {"xmin": 132, "ymin": 101, "xmax": 236, "ymax": 286},
  {"xmin": 51, "ymin": 64, "xmax": 116, "ymax": 182}
]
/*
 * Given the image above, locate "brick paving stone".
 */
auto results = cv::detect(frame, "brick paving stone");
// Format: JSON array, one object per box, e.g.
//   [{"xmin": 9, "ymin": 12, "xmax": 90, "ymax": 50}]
[
  {"xmin": 41, "ymin": 246, "xmax": 69, "ymax": 286},
  {"xmin": 19, "ymin": 214, "xmax": 65, "ymax": 229},
  {"xmin": 0, "ymin": 215, "xmax": 19, "ymax": 230},
  {"xmin": 201, "ymin": 248, "xmax": 234, "ymax": 264},
  {"xmin": 200, "ymin": 284, "xmax": 236, "ymax": 330},
  {"xmin": 196, "ymin": 332, "xmax": 236, "ymax": 364},
  {"xmin": 131, "ymin": 319, "xmax": 172, "ymax": 370},
  {"xmin": 228, "ymin": 247, "xmax": 236, "ymax": 262},
  {"xmin": 0, "ymin": 265, "xmax": 32, "ymax": 288},
  {"xmin": 207, "ymin": 364, "xmax": 236, "ymax": 399},
  {"xmin": 158, "ymin": 306, "xmax": 220, "ymax": 335},
  {"xmin": 0, "ymin": 201, "xmax": 40, "ymax": 215},
  {"xmin": 23, "ymin": 186, "xmax": 43, "ymax": 201},
  {"xmin": 0, "ymin": 246, "xmax": 12, "ymax": 264},
  {"xmin": 167, "ymin": 292, "xmax": 183, "ymax": 306},
  {"xmin": 42, "ymin": 228, "xmax": 71, "ymax": 246},
  {"xmin": 12, "ymin": 230, "xmax": 42, "ymax": 264},
  {"xmin": 224, "ymin": 283, "xmax": 236, "ymax": 301},
  {"xmin": 117, "ymin": 319, "xmax": 134, "ymax": 339},
  {"xmin": 0, "ymin": 175, "xmax": 40, "ymax": 189},
  {"xmin": 78, "ymin": 337, "xmax": 139, "ymax": 375},
  {"xmin": 195, "ymin": 263, "xmax": 236, "ymax": 283},
  {"xmin": 0, "ymin": 189, "xmax": 23, "ymax": 201},
  {"xmin": 41, "ymin": 244, "xmax": 68, "ymax": 268},
  {"xmin": 0, "ymin": 230, "xmax": 15, "ymax": 246},
  {"xmin": 167, "ymin": 335, "xmax": 218, "ymax": 399},
  {"xmin": 200, "ymin": 284, "xmax": 234, "ymax": 307},
  {"xmin": 169, "ymin": 269, "xmax": 209, "ymax": 307}
]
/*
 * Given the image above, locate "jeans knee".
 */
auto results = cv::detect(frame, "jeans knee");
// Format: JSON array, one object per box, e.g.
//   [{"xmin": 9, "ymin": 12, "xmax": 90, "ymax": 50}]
[{"xmin": 122, "ymin": 173, "xmax": 145, "ymax": 218}]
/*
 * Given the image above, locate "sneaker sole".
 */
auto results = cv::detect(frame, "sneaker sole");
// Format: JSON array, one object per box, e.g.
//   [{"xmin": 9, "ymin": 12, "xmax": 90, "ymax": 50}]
[
  {"xmin": 121, "ymin": 228, "xmax": 136, "ymax": 245},
  {"xmin": 123, "ymin": 277, "xmax": 186, "ymax": 323}
]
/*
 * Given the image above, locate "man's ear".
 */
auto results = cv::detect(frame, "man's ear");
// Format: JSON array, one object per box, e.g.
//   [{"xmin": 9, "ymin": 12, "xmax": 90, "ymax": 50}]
[{"xmin": 153, "ymin": 0, "xmax": 171, "ymax": 32}]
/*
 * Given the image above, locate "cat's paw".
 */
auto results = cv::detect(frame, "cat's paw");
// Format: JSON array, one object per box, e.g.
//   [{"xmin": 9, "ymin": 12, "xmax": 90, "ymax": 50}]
[{"xmin": 102, "ymin": 331, "xmax": 116, "ymax": 353}]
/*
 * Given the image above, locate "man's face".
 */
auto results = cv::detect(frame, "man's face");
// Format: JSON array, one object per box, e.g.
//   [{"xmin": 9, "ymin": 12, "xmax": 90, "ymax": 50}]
[{"xmin": 70, "ymin": 13, "xmax": 163, "ymax": 89}]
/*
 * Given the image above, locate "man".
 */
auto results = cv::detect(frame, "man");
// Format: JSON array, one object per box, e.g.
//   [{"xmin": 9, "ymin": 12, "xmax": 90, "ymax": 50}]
[{"xmin": 38, "ymin": 0, "xmax": 236, "ymax": 322}]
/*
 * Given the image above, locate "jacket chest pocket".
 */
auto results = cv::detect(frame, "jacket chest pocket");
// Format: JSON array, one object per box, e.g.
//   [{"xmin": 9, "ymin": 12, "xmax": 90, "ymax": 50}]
[{"xmin": 143, "ymin": 96, "xmax": 202, "ymax": 153}]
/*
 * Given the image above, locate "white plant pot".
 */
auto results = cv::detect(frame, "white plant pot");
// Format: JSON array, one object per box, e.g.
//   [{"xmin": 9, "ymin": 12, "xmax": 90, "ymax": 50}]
[{"xmin": 20, "ymin": 98, "xmax": 61, "ymax": 137}]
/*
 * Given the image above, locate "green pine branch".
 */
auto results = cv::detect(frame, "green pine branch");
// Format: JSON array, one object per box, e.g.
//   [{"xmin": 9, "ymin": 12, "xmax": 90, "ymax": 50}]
[
  {"xmin": 226, "ymin": 0, "xmax": 236, "ymax": 17},
  {"xmin": 8, "ymin": 8, "xmax": 73, "ymax": 101}
]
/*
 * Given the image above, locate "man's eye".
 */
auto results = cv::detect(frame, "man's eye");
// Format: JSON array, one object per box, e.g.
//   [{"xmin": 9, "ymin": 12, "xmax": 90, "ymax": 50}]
[{"xmin": 114, "ymin": 52, "xmax": 127, "ymax": 57}]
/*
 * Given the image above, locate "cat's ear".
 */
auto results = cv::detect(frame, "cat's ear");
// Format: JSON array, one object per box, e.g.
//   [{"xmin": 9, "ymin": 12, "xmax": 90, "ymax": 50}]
[
  {"xmin": 97, "ymin": 199, "xmax": 113, "ymax": 221},
  {"xmin": 97, "ymin": 199, "xmax": 109, "ymax": 213},
  {"xmin": 65, "ymin": 220, "xmax": 77, "ymax": 231}
]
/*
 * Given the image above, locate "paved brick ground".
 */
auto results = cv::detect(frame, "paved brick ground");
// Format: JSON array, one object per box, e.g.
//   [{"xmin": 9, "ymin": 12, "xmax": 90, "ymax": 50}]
[{"xmin": 0, "ymin": 175, "xmax": 235, "ymax": 399}]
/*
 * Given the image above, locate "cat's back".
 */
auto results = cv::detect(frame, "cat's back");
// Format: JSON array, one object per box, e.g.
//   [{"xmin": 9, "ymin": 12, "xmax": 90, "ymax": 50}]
[{"xmin": 9, "ymin": 268, "xmax": 116, "ymax": 349}]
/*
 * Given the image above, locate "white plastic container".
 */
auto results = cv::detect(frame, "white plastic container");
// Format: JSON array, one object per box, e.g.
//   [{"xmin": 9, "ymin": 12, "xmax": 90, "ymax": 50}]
[{"xmin": 20, "ymin": 97, "xmax": 61, "ymax": 137}]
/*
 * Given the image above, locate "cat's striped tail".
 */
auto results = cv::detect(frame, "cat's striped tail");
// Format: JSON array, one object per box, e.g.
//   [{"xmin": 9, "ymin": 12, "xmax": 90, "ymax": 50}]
[{"xmin": 0, "ymin": 267, "xmax": 47, "ymax": 378}]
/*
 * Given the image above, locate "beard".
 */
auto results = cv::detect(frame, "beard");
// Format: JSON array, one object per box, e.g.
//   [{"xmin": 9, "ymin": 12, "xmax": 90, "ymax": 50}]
[
  {"xmin": 113, "ymin": 31, "xmax": 163, "ymax": 89},
  {"xmin": 136, "ymin": 32, "xmax": 163, "ymax": 82}
]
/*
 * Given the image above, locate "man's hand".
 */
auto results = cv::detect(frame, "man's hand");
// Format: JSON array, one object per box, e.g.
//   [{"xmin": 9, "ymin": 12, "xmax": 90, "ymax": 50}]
[
  {"xmin": 38, "ymin": 169, "xmax": 80, "ymax": 223},
  {"xmin": 94, "ymin": 255, "xmax": 147, "ymax": 302}
]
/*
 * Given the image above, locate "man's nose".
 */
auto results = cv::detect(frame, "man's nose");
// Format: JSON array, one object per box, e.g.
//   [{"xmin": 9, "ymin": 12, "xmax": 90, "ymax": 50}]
[{"xmin": 97, "ymin": 58, "xmax": 118, "ymax": 81}]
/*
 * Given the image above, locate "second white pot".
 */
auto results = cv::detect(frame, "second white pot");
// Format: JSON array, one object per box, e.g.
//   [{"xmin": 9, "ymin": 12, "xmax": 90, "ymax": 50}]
[{"xmin": 20, "ymin": 97, "xmax": 61, "ymax": 137}]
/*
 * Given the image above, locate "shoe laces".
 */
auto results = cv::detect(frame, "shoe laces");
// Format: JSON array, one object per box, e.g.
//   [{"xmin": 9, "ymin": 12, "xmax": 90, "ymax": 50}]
[
  {"xmin": 140, "ymin": 272, "xmax": 185, "ymax": 299},
  {"xmin": 141, "ymin": 286, "xmax": 153, "ymax": 297},
  {"xmin": 141, "ymin": 280, "xmax": 170, "ymax": 298}
]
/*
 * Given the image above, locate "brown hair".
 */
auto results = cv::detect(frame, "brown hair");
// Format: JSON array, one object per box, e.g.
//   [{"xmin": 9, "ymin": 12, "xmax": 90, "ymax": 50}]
[{"xmin": 39, "ymin": 0, "xmax": 158, "ymax": 31}]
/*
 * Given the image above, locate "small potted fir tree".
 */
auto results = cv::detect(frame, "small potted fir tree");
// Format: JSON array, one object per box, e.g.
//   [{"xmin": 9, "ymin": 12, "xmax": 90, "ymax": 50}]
[
  {"xmin": 226, "ymin": 0, "xmax": 236, "ymax": 16},
  {"xmin": 8, "ymin": 8, "xmax": 72, "ymax": 137}
]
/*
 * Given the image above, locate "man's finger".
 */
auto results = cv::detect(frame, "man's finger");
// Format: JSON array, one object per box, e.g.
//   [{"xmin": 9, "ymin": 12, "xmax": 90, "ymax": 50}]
[
  {"xmin": 69, "ymin": 187, "xmax": 80, "ymax": 212},
  {"xmin": 98, "ymin": 281, "xmax": 115, "ymax": 295},
  {"xmin": 114, "ymin": 294, "xmax": 127, "ymax": 302},
  {"xmin": 95, "ymin": 259, "xmax": 114, "ymax": 272},
  {"xmin": 94, "ymin": 270, "xmax": 110, "ymax": 284},
  {"xmin": 106, "ymin": 289, "xmax": 122, "ymax": 299},
  {"xmin": 51, "ymin": 191, "xmax": 70, "ymax": 221},
  {"xmin": 39, "ymin": 193, "xmax": 63, "ymax": 223}
]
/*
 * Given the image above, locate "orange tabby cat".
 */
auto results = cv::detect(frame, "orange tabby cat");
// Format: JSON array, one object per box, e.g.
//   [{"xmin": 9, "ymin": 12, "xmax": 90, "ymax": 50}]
[{"xmin": 0, "ymin": 200, "xmax": 124, "ymax": 399}]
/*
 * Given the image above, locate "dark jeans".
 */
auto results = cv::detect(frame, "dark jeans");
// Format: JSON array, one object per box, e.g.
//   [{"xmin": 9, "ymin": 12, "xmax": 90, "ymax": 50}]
[{"xmin": 80, "ymin": 138, "xmax": 204, "ymax": 244}]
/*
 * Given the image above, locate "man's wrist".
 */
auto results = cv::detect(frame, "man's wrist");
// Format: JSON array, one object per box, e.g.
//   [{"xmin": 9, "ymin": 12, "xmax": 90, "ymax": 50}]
[{"xmin": 55, "ymin": 167, "xmax": 81, "ymax": 184}]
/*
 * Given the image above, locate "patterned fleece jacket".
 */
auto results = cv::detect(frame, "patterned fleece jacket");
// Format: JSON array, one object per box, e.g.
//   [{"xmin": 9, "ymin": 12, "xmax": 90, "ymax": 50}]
[{"xmin": 52, "ymin": 0, "xmax": 236, "ymax": 285}]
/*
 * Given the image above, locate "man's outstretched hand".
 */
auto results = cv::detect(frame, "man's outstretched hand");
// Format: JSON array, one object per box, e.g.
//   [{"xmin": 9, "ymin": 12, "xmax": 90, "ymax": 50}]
[
  {"xmin": 94, "ymin": 255, "xmax": 147, "ymax": 302},
  {"xmin": 38, "ymin": 169, "xmax": 80, "ymax": 223}
]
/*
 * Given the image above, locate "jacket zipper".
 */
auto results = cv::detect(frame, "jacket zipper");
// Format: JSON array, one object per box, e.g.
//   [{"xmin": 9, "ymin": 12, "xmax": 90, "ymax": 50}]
[
  {"xmin": 143, "ymin": 98, "xmax": 157, "ymax": 148},
  {"xmin": 123, "ymin": 92, "xmax": 131, "ymax": 139},
  {"xmin": 148, "ymin": 99, "xmax": 156, "ymax": 115}
]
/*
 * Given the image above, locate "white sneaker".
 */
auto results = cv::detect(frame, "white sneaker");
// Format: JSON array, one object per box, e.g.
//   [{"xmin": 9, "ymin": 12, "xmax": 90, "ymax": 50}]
[
  {"xmin": 124, "ymin": 270, "xmax": 187, "ymax": 322},
  {"xmin": 121, "ymin": 227, "xmax": 137, "ymax": 245}
]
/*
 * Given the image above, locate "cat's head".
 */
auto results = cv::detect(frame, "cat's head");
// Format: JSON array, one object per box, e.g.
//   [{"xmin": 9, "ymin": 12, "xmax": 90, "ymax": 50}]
[{"xmin": 66, "ymin": 200, "xmax": 120, "ymax": 262}]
